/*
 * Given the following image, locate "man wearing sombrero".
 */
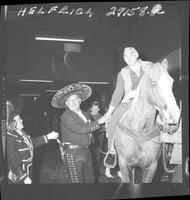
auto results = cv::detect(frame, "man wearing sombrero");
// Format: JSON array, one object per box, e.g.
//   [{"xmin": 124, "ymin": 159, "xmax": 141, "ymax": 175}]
[{"xmin": 51, "ymin": 83, "xmax": 106, "ymax": 183}]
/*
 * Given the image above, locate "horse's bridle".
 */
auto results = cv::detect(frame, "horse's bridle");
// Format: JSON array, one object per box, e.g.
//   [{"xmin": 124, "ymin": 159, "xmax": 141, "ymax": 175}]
[
  {"xmin": 148, "ymin": 77, "xmax": 180, "ymax": 134},
  {"xmin": 148, "ymin": 78, "xmax": 167, "ymax": 118}
]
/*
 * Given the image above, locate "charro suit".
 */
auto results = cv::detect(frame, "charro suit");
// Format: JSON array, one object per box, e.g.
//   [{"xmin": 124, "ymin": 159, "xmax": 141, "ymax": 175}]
[
  {"xmin": 7, "ymin": 130, "xmax": 48, "ymax": 184},
  {"xmin": 60, "ymin": 109, "xmax": 100, "ymax": 183}
]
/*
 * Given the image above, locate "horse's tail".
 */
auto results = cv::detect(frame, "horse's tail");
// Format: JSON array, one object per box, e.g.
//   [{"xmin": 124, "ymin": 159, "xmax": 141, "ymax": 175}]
[{"xmin": 162, "ymin": 142, "xmax": 176, "ymax": 173}]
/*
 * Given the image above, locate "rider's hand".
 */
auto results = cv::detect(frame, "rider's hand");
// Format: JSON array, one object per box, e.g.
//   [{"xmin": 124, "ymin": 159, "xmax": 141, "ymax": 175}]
[
  {"xmin": 105, "ymin": 106, "xmax": 115, "ymax": 123},
  {"xmin": 105, "ymin": 112, "xmax": 112, "ymax": 122},
  {"xmin": 127, "ymin": 90, "xmax": 137, "ymax": 99},
  {"xmin": 161, "ymin": 123, "xmax": 181, "ymax": 144},
  {"xmin": 161, "ymin": 132, "xmax": 176, "ymax": 143},
  {"xmin": 47, "ymin": 131, "xmax": 59, "ymax": 140}
]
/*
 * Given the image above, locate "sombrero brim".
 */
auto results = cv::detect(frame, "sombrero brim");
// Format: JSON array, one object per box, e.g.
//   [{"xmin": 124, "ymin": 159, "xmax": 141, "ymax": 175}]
[{"xmin": 51, "ymin": 83, "xmax": 92, "ymax": 108}]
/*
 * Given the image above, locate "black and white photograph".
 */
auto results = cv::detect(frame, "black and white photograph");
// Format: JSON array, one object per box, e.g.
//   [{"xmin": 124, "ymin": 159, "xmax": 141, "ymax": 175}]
[{"xmin": 0, "ymin": 1, "xmax": 189, "ymax": 200}]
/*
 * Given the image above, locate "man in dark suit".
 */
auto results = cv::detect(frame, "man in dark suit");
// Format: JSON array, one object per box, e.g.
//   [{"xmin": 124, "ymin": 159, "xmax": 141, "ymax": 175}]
[{"xmin": 51, "ymin": 83, "xmax": 105, "ymax": 183}]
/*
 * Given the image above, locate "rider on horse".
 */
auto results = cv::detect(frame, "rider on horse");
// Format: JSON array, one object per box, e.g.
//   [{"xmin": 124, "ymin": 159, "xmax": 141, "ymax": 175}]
[{"xmin": 104, "ymin": 47, "xmax": 152, "ymax": 168}]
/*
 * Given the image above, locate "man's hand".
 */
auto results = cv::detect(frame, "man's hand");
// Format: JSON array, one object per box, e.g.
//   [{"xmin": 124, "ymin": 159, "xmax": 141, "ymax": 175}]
[
  {"xmin": 24, "ymin": 176, "xmax": 32, "ymax": 184},
  {"xmin": 104, "ymin": 106, "xmax": 115, "ymax": 123},
  {"xmin": 104, "ymin": 111, "xmax": 112, "ymax": 123},
  {"xmin": 47, "ymin": 131, "xmax": 59, "ymax": 140},
  {"xmin": 98, "ymin": 116, "xmax": 106, "ymax": 124},
  {"xmin": 160, "ymin": 132, "xmax": 178, "ymax": 143},
  {"xmin": 160, "ymin": 132, "xmax": 171, "ymax": 143}
]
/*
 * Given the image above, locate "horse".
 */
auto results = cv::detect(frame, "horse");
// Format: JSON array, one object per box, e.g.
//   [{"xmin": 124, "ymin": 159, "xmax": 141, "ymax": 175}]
[{"xmin": 114, "ymin": 58, "xmax": 181, "ymax": 183}]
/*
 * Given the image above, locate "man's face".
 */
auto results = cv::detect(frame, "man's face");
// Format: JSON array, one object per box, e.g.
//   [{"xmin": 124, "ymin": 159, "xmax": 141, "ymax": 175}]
[
  {"xmin": 66, "ymin": 94, "xmax": 81, "ymax": 111},
  {"xmin": 91, "ymin": 105, "xmax": 100, "ymax": 114},
  {"xmin": 123, "ymin": 47, "xmax": 139, "ymax": 66},
  {"xmin": 14, "ymin": 115, "xmax": 24, "ymax": 131}
]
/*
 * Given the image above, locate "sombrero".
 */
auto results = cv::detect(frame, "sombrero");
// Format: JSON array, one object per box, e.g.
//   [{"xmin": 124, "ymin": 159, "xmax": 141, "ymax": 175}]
[
  {"xmin": 6, "ymin": 101, "xmax": 14, "ymax": 123},
  {"xmin": 51, "ymin": 83, "xmax": 92, "ymax": 108},
  {"xmin": 6, "ymin": 100, "xmax": 21, "ymax": 125}
]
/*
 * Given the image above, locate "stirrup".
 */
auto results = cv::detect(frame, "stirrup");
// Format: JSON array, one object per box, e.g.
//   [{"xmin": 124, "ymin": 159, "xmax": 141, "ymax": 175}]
[{"xmin": 104, "ymin": 152, "xmax": 117, "ymax": 168}]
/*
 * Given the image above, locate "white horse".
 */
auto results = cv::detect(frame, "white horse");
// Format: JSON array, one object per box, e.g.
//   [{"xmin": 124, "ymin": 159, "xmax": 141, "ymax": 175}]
[{"xmin": 106, "ymin": 59, "xmax": 180, "ymax": 183}]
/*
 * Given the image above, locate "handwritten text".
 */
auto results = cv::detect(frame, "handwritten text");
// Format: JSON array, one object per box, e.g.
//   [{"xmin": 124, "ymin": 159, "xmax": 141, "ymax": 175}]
[
  {"xmin": 106, "ymin": 4, "xmax": 165, "ymax": 17},
  {"xmin": 17, "ymin": 4, "xmax": 165, "ymax": 18}
]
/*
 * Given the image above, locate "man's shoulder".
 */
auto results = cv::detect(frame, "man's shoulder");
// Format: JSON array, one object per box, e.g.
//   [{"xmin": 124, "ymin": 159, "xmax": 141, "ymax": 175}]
[
  {"xmin": 61, "ymin": 109, "xmax": 76, "ymax": 120},
  {"xmin": 61, "ymin": 109, "xmax": 71, "ymax": 117},
  {"xmin": 80, "ymin": 110, "xmax": 88, "ymax": 118},
  {"xmin": 120, "ymin": 67, "xmax": 131, "ymax": 81},
  {"xmin": 7, "ymin": 131, "xmax": 24, "ymax": 144},
  {"xmin": 120, "ymin": 66, "xmax": 129, "ymax": 72}
]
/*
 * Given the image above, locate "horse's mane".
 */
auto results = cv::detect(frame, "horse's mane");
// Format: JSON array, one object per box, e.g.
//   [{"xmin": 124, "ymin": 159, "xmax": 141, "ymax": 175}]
[
  {"xmin": 120, "ymin": 61, "xmax": 166, "ymax": 127},
  {"xmin": 127, "ymin": 64, "xmax": 153, "ymax": 121}
]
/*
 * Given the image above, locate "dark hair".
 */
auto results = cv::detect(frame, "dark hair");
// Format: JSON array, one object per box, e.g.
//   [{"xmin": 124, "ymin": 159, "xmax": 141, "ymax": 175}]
[{"xmin": 90, "ymin": 100, "xmax": 100, "ymax": 107}]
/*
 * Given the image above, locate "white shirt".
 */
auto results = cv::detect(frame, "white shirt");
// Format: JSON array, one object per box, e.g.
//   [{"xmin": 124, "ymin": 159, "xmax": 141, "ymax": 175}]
[{"xmin": 76, "ymin": 110, "xmax": 88, "ymax": 123}]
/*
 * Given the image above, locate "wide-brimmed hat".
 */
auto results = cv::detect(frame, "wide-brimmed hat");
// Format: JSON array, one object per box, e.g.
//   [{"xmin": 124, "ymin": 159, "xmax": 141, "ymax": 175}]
[
  {"xmin": 51, "ymin": 83, "xmax": 92, "ymax": 108},
  {"xmin": 6, "ymin": 101, "xmax": 14, "ymax": 123}
]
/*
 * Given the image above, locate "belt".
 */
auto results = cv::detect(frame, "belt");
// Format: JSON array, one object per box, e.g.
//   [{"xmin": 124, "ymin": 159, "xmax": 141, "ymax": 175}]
[{"xmin": 63, "ymin": 143, "xmax": 89, "ymax": 150}]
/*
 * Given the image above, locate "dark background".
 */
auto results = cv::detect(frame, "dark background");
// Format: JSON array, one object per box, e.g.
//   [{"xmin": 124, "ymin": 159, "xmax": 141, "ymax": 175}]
[
  {"xmin": 6, "ymin": 1, "xmax": 182, "ymax": 120},
  {"xmin": 1, "ymin": 1, "xmax": 189, "ymax": 200}
]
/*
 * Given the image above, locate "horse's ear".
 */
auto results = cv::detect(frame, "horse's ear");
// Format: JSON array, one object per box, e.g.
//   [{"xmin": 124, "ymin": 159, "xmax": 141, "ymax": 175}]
[{"xmin": 161, "ymin": 58, "xmax": 168, "ymax": 69}]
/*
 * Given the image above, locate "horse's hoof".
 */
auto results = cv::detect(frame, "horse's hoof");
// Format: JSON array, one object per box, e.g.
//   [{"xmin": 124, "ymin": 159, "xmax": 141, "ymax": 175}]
[
  {"xmin": 117, "ymin": 171, "xmax": 122, "ymax": 179},
  {"xmin": 105, "ymin": 173, "xmax": 114, "ymax": 178}
]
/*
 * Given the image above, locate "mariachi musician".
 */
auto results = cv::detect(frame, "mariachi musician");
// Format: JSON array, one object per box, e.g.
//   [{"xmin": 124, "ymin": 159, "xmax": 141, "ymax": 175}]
[
  {"xmin": 51, "ymin": 83, "xmax": 106, "ymax": 183},
  {"xmin": 6, "ymin": 101, "xmax": 59, "ymax": 184}
]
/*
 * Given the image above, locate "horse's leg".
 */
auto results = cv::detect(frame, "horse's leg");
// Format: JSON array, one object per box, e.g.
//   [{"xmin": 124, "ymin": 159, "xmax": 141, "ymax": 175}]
[
  {"xmin": 141, "ymin": 161, "xmax": 158, "ymax": 183},
  {"xmin": 117, "ymin": 170, "xmax": 122, "ymax": 179},
  {"xmin": 105, "ymin": 167, "xmax": 114, "ymax": 178},
  {"xmin": 105, "ymin": 167, "xmax": 122, "ymax": 179},
  {"xmin": 118, "ymin": 155, "xmax": 131, "ymax": 183}
]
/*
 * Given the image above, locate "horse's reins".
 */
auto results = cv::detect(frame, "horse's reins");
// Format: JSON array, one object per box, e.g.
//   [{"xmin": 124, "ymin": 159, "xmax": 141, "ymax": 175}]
[
  {"xmin": 149, "ymin": 78, "xmax": 182, "ymax": 174},
  {"xmin": 117, "ymin": 74, "xmax": 181, "ymax": 146}
]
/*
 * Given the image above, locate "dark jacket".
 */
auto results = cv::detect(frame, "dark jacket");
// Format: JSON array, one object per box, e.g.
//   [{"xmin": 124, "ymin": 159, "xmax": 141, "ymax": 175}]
[
  {"xmin": 7, "ymin": 129, "xmax": 47, "ymax": 183},
  {"xmin": 60, "ymin": 109, "xmax": 100, "ymax": 146}
]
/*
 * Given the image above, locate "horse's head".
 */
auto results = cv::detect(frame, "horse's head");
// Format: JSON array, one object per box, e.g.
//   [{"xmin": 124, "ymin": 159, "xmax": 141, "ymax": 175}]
[{"xmin": 145, "ymin": 59, "xmax": 180, "ymax": 129}]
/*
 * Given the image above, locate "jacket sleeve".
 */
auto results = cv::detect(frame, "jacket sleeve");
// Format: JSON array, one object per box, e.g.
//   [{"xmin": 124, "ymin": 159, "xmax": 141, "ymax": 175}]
[
  {"xmin": 7, "ymin": 134, "xmax": 27, "ymax": 181},
  {"xmin": 61, "ymin": 115, "xmax": 100, "ymax": 135},
  {"xmin": 30, "ymin": 135, "xmax": 47, "ymax": 149},
  {"xmin": 109, "ymin": 72, "xmax": 125, "ymax": 108}
]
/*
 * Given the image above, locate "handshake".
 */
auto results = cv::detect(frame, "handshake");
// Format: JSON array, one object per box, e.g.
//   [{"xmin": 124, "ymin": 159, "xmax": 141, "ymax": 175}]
[
  {"xmin": 98, "ymin": 115, "xmax": 106, "ymax": 124},
  {"xmin": 46, "ymin": 131, "xmax": 59, "ymax": 140},
  {"xmin": 98, "ymin": 106, "xmax": 115, "ymax": 125}
]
